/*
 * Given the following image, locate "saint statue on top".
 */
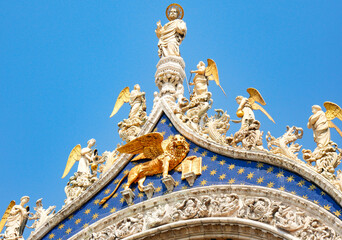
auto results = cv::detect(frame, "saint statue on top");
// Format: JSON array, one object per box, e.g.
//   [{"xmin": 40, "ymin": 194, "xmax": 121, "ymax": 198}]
[{"xmin": 155, "ymin": 4, "xmax": 187, "ymax": 58}]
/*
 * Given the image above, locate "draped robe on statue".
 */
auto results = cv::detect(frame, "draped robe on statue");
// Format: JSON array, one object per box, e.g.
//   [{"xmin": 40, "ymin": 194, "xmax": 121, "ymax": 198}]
[
  {"xmin": 156, "ymin": 19, "xmax": 187, "ymax": 57},
  {"xmin": 308, "ymin": 110, "xmax": 330, "ymax": 148}
]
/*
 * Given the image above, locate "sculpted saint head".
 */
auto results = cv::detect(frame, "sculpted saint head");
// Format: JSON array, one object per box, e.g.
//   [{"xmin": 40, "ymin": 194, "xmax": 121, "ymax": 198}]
[
  {"xmin": 134, "ymin": 84, "xmax": 141, "ymax": 91},
  {"xmin": 20, "ymin": 196, "xmax": 30, "ymax": 205},
  {"xmin": 87, "ymin": 138, "xmax": 96, "ymax": 147},
  {"xmin": 312, "ymin": 105, "xmax": 321, "ymax": 114},
  {"xmin": 169, "ymin": 7, "xmax": 179, "ymax": 20},
  {"xmin": 236, "ymin": 96, "xmax": 243, "ymax": 104}
]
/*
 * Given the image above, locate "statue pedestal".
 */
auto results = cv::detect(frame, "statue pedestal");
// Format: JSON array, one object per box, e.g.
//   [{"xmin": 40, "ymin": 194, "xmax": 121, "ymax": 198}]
[
  {"xmin": 142, "ymin": 185, "xmax": 155, "ymax": 199},
  {"xmin": 162, "ymin": 175, "xmax": 176, "ymax": 192},
  {"xmin": 183, "ymin": 171, "xmax": 197, "ymax": 187},
  {"xmin": 155, "ymin": 56, "xmax": 186, "ymax": 110},
  {"xmin": 121, "ymin": 189, "xmax": 135, "ymax": 205}
]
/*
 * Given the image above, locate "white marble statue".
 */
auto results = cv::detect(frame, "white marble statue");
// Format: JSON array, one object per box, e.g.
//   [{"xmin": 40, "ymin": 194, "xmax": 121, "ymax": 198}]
[
  {"xmin": 27, "ymin": 199, "xmax": 55, "ymax": 232},
  {"xmin": 0, "ymin": 196, "xmax": 30, "ymax": 240},
  {"xmin": 190, "ymin": 61, "xmax": 207, "ymax": 97},
  {"xmin": 308, "ymin": 105, "xmax": 331, "ymax": 148},
  {"xmin": 155, "ymin": 5, "xmax": 187, "ymax": 58}
]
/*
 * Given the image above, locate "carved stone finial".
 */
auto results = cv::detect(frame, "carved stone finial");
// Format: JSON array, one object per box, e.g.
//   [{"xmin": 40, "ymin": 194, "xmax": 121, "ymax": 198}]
[
  {"xmin": 162, "ymin": 175, "xmax": 176, "ymax": 192},
  {"xmin": 121, "ymin": 189, "xmax": 135, "ymax": 205}
]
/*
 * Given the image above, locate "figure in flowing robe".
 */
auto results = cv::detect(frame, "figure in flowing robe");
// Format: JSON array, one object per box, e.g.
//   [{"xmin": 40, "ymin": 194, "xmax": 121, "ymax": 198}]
[{"xmin": 307, "ymin": 105, "xmax": 330, "ymax": 148}]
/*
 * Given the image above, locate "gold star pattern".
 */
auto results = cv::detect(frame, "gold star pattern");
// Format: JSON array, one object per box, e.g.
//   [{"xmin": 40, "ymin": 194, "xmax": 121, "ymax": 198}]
[
  {"xmin": 321, "ymin": 191, "xmax": 326, "ymax": 196},
  {"xmin": 82, "ymin": 223, "xmax": 89, "ymax": 229},
  {"xmin": 210, "ymin": 155, "xmax": 217, "ymax": 161},
  {"xmin": 66, "ymin": 228, "xmax": 72, "ymax": 234},
  {"xmin": 291, "ymin": 191, "xmax": 296, "ymax": 195},
  {"xmin": 200, "ymin": 179, "xmax": 207, "ymax": 186},
  {"xmin": 313, "ymin": 200, "xmax": 319, "ymax": 205},
  {"xmin": 193, "ymin": 147, "xmax": 199, "ymax": 153},
  {"xmin": 153, "ymin": 127, "xmax": 158, "ymax": 132},
  {"xmin": 104, "ymin": 188, "xmax": 111, "ymax": 194},
  {"xmin": 257, "ymin": 177, "xmax": 264, "ymax": 184},
  {"xmin": 276, "ymin": 171, "xmax": 284, "ymax": 178},
  {"xmin": 324, "ymin": 205, "xmax": 331, "ymax": 211},
  {"xmin": 58, "ymin": 224, "xmax": 65, "ymax": 230},
  {"xmin": 219, "ymin": 160, "xmax": 226, "ymax": 165},
  {"xmin": 137, "ymin": 192, "xmax": 144, "ymax": 198},
  {"xmin": 267, "ymin": 182, "xmax": 275, "ymax": 188},
  {"xmin": 110, "ymin": 207, "xmax": 117, "ymax": 213},
  {"xmin": 202, "ymin": 165, "xmax": 208, "ymax": 171},
  {"xmin": 161, "ymin": 118, "xmax": 166, "ymax": 124},
  {"xmin": 266, "ymin": 167, "xmax": 274, "ymax": 173},
  {"xmin": 278, "ymin": 186, "xmax": 285, "ymax": 191},
  {"xmin": 334, "ymin": 210, "xmax": 341, "ymax": 217},
  {"xmin": 161, "ymin": 131, "xmax": 166, "ymax": 136},
  {"xmin": 57, "ymin": 238, "xmax": 61, "ymax": 240},
  {"xmin": 114, "ymin": 179, "xmax": 120, "ymax": 184},
  {"xmin": 256, "ymin": 163, "xmax": 264, "ymax": 168},
  {"xmin": 219, "ymin": 174, "xmax": 226, "ymax": 180},
  {"xmin": 201, "ymin": 151, "xmax": 208, "ymax": 157},
  {"xmin": 228, "ymin": 178, "xmax": 236, "ymax": 184},
  {"xmin": 155, "ymin": 186, "xmax": 162, "ymax": 192},
  {"xmin": 210, "ymin": 169, "xmax": 217, "ymax": 176},
  {"xmin": 181, "ymin": 186, "xmax": 188, "ymax": 190},
  {"xmin": 168, "ymin": 123, "xmax": 172, "ymax": 127},
  {"xmin": 49, "ymin": 233, "xmax": 55, "ymax": 239},
  {"xmin": 120, "ymin": 197, "xmax": 125, "ymax": 203},
  {"xmin": 175, "ymin": 180, "xmax": 180, "ymax": 186},
  {"xmin": 247, "ymin": 172, "xmax": 254, "ymax": 180},
  {"xmin": 287, "ymin": 176, "xmax": 295, "ymax": 182},
  {"xmin": 68, "ymin": 215, "xmax": 74, "ymax": 220},
  {"xmin": 84, "ymin": 209, "xmax": 91, "ymax": 215},
  {"xmin": 247, "ymin": 161, "xmax": 252, "ymax": 164},
  {"xmin": 75, "ymin": 219, "xmax": 81, "ymax": 225},
  {"xmin": 103, "ymin": 203, "xmax": 109, "ymax": 209},
  {"xmin": 297, "ymin": 180, "xmax": 305, "ymax": 187},
  {"xmin": 112, "ymin": 193, "xmax": 118, "ymax": 199},
  {"xmin": 309, "ymin": 185, "xmax": 316, "ymax": 191},
  {"xmin": 92, "ymin": 213, "xmax": 99, "ymax": 220},
  {"xmin": 228, "ymin": 164, "xmax": 235, "ymax": 170},
  {"xmin": 124, "ymin": 170, "xmax": 129, "ymax": 175},
  {"xmin": 237, "ymin": 168, "xmax": 245, "ymax": 174},
  {"xmin": 93, "ymin": 199, "xmax": 100, "ymax": 205},
  {"xmin": 302, "ymin": 195, "xmax": 308, "ymax": 199}
]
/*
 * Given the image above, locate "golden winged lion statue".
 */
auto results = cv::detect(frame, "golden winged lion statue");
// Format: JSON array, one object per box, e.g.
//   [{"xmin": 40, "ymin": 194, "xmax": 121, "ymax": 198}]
[
  {"xmin": 234, "ymin": 87, "xmax": 275, "ymax": 130},
  {"xmin": 100, "ymin": 132, "xmax": 202, "ymax": 205}
]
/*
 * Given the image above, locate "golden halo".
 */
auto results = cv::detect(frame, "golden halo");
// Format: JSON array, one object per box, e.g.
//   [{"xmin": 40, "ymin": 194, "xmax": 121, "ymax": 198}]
[{"xmin": 166, "ymin": 3, "xmax": 184, "ymax": 21}]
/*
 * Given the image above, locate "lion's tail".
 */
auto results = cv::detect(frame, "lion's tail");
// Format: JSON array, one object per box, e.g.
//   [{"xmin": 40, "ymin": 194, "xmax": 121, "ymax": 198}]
[{"xmin": 100, "ymin": 172, "xmax": 129, "ymax": 205}]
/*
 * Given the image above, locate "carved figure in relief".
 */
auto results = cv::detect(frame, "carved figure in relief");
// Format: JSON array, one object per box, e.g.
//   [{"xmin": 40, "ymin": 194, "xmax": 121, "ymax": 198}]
[
  {"xmin": 155, "ymin": 4, "xmax": 186, "ymax": 58},
  {"xmin": 201, "ymin": 109, "xmax": 230, "ymax": 144},
  {"xmin": 296, "ymin": 219, "xmax": 336, "ymax": 240},
  {"xmin": 27, "ymin": 199, "xmax": 55, "ymax": 232},
  {"xmin": 266, "ymin": 126, "xmax": 304, "ymax": 162},
  {"xmin": 332, "ymin": 170, "xmax": 342, "ymax": 191},
  {"xmin": 273, "ymin": 205, "xmax": 305, "ymax": 232},
  {"xmin": 234, "ymin": 88, "xmax": 275, "ymax": 131},
  {"xmin": 110, "ymin": 85, "xmax": 147, "ymax": 142},
  {"xmin": 100, "ymin": 132, "xmax": 201, "ymax": 204},
  {"xmin": 238, "ymin": 197, "xmax": 272, "ymax": 222},
  {"xmin": 115, "ymin": 213, "xmax": 143, "ymax": 239},
  {"xmin": 0, "ymin": 196, "xmax": 30, "ymax": 240}
]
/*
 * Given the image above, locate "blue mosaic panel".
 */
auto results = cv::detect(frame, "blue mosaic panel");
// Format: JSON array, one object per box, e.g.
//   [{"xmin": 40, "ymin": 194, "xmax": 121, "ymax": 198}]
[{"xmin": 42, "ymin": 114, "xmax": 342, "ymax": 240}]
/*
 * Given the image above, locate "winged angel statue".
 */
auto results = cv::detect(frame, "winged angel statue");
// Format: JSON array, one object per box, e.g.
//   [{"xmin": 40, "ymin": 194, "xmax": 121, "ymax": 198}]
[
  {"xmin": 179, "ymin": 59, "xmax": 226, "ymax": 130},
  {"xmin": 0, "ymin": 197, "xmax": 30, "ymax": 240},
  {"xmin": 303, "ymin": 102, "xmax": 342, "ymax": 180},
  {"xmin": 100, "ymin": 133, "xmax": 202, "ymax": 204},
  {"xmin": 110, "ymin": 84, "xmax": 147, "ymax": 142}
]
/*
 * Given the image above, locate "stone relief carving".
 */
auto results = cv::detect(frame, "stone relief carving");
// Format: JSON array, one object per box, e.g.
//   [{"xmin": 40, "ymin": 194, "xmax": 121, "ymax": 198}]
[
  {"xmin": 201, "ymin": 109, "xmax": 230, "ymax": 144},
  {"xmin": 88, "ymin": 194, "xmax": 340, "ymax": 240},
  {"xmin": 266, "ymin": 126, "xmax": 303, "ymax": 162},
  {"xmin": 27, "ymin": 199, "xmax": 56, "ymax": 233}
]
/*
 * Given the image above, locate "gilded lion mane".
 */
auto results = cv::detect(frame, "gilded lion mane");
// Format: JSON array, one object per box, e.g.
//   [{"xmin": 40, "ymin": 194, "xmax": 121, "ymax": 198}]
[{"xmin": 165, "ymin": 135, "xmax": 190, "ymax": 157}]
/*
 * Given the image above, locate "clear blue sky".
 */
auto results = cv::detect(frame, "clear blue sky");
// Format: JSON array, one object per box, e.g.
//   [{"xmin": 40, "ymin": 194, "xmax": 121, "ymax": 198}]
[{"xmin": 1, "ymin": 1, "xmax": 341, "ymax": 238}]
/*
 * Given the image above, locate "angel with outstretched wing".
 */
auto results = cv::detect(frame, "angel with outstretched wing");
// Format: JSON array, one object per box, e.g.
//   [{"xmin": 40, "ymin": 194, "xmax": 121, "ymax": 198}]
[
  {"xmin": 61, "ymin": 138, "xmax": 98, "ymax": 179},
  {"xmin": 109, "ymin": 84, "xmax": 146, "ymax": 119},
  {"xmin": 190, "ymin": 59, "xmax": 226, "ymax": 97},
  {"xmin": 0, "ymin": 196, "xmax": 30, "ymax": 239},
  {"xmin": 234, "ymin": 88, "xmax": 275, "ymax": 130},
  {"xmin": 308, "ymin": 102, "xmax": 342, "ymax": 148}
]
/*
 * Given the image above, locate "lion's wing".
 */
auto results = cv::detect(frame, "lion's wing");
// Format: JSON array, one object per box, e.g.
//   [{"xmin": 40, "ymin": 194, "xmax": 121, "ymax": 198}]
[{"xmin": 118, "ymin": 132, "xmax": 164, "ymax": 160}]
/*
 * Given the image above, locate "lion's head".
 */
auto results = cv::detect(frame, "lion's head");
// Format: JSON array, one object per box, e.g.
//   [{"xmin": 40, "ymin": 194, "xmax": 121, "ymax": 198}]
[{"xmin": 165, "ymin": 134, "xmax": 190, "ymax": 156}]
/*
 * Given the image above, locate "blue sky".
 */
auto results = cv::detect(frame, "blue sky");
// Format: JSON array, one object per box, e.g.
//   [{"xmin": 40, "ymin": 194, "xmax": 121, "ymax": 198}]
[{"xmin": 1, "ymin": 1, "xmax": 342, "ymax": 238}]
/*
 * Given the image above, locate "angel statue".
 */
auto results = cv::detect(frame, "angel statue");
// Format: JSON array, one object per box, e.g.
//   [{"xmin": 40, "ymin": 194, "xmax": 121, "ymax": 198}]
[
  {"xmin": 110, "ymin": 84, "xmax": 147, "ymax": 142},
  {"xmin": 61, "ymin": 139, "xmax": 100, "ymax": 205},
  {"xmin": 307, "ymin": 102, "xmax": 342, "ymax": 148},
  {"xmin": 0, "ymin": 196, "xmax": 30, "ymax": 240},
  {"xmin": 190, "ymin": 59, "xmax": 226, "ymax": 97},
  {"xmin": 234, "ymin": 88, "xmax": 275, "ymax": 130},
  {"xmin": 27, "ymin": 199, "xmax": 55, "ymax": 232},
  {"xmin": 155, "ymin": 4, "xmax": 187, "ymax": 58},
  {"xmin": 302, "ymin": 102, "xmax": 342, "ymax": 180}
]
